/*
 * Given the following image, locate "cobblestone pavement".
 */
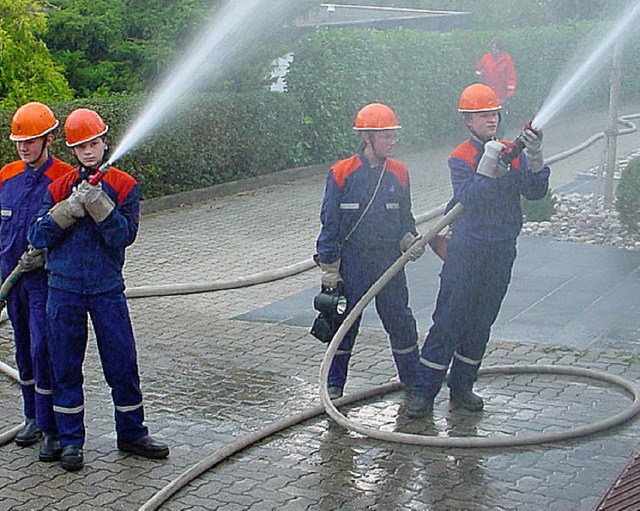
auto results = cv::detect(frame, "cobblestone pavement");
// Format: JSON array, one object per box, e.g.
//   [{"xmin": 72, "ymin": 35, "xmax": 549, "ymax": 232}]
[{"xmin": 1, "ymin": 103, "xmax": 640, "ymax": 511}]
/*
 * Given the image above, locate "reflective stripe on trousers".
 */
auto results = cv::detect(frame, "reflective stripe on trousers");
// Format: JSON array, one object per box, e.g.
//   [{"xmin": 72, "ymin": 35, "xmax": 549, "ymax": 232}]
[{"xmin": 47, "ymin": 288, "xmax": 148, "ymax": 446}]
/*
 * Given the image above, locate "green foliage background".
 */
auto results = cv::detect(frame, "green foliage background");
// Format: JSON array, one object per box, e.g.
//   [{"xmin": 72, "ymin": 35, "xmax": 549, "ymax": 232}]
[
  {"xmin": 616, "ymin": 157, "xmax": 640, "ymax": 233},
  {"xmin": 0, "ymin": 0, "xmax": 72, "ymax": 108},
  {"xmin": 1, "ymin": 1, "xmax": 639, "ymax": 202}
]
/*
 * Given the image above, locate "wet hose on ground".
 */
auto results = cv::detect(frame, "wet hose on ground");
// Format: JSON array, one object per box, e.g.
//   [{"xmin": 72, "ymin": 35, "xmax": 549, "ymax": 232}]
[
  {"xmin": 0, "ymin": 116, "xmax": 638, "ymax": 506},
  {"xmin": 138, "ymin": 200, "xmax": 640, "ymax": 511},
  {"xmin": 137, "ymin": 117, "xmax": 640, "ymax": 510}
]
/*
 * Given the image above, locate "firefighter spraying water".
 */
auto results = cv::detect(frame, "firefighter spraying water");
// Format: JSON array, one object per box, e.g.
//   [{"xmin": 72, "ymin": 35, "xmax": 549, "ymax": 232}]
[
  {"xmin": 27, "ymin": 108, "xmax": 169, "ymax": 472},
  {"xmin": 401, "ymin": 83, "xmax": 550, "ymax": 418}
]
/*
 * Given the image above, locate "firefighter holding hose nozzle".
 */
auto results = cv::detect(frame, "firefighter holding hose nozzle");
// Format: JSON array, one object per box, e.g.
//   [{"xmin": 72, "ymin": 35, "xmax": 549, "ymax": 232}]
[
  {"xmin": 406, "ymin": 84, "xmax": 550, "ymax": 418},
  {"xmin": 316, "ymin": 103, "xmax": 424, "ymax": 400},
  {"xmin": 28, "ymin": 108, "xmax": 169, "ymax": 471},
  {"xmin": 0, "ymin": 103, "xmax": 74, "ymax": 458}
]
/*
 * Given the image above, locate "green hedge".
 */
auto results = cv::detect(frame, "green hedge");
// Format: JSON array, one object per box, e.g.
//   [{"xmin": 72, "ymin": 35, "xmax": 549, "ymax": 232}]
[
  {"xmin": 0, "ymin": 21, "xmax": 638, "ymax": 200},
  {"xmin": 0, "ymin": 92, "xmax": 312, "ymax": 199},
  {"xmin": 287, "ymin": 22, "xmax": 640, "ymax": 158},
  {"xmin": 616, "ymin": 157, "xmax": 640, "ymax": 234}
]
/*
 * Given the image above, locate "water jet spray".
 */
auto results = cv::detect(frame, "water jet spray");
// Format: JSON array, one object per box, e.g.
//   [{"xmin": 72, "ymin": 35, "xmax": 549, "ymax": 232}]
[
  {"xmin": 532, "ymin": 1, "xmax": 640, "ymax": 131},
  {"xmin": 104, "ymin": 0, "xmax": 298, "ymax": 168}
]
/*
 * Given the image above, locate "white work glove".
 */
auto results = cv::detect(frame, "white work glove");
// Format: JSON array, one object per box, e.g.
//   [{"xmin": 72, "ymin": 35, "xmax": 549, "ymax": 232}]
[
  {"xmin": 49, "ymin": 195, "xmax": 86, "ymax": 229},
  {"xmin": 18, "ymin": 247, "xmax": 45, "ymax": 272},
  {"xmin": 476, "ymin": 140, "xmax": 506, "ymax": 179},
  {"xmin": 522, "ymin": 128, "xmax": 544, "ymax": 173},
  {"xmin": 75, "ymin": 181, "xmax": 115, "ymax": 222},
  {"xmin": 319, "ymin": 259, "xmax": 342, "ymax": 290},
  {"xmin": 399, "ymin": 232, "xmax": 425, "ymax": 261}
]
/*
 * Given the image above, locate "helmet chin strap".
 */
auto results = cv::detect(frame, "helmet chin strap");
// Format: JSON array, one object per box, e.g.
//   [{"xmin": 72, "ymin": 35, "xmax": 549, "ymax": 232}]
[
  {"xmin": 364, "ymin": 133, "xmax": 385, "ymax": 165},
  {"xmin": 73, "ymin": 145, "xmax": 110, "ymax": 174},
  {"xmin": 27, "ymin": 138, "xmax": 49, "ymax": 168}
]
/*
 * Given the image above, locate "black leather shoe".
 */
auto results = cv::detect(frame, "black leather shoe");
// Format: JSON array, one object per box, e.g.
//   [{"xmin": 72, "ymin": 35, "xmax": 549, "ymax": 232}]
[
  {"xmin": 450, "ymin": 389, "xmax": 484, "ymax": 411},
  {"xmin": 39, "ymin": 432, "xmax": 62, "ymax": 462},
  {"xmin": 117, "ymin": 435, "xmax": 169, "ymax": 459},
  {"xmin": 60, "ymin": 444, "xmax": 83, "ymax": 472},
  {"xmin": 15, "ymin": 418, "xmax": 42, "ymax": 447},
  {"xmin": 405, "ymin": 394, "xmax": 434, "ymax": 418}
]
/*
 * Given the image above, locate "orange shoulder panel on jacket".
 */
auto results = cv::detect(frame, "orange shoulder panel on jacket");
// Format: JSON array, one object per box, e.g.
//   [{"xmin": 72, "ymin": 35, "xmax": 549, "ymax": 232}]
[
  {"xmin": 385, "ymin": 158, "xmax": 409, "ymax": 189},
  {"xmin": 0, "ymin": 161, "xmax": 26, "ymax": 184},
  {"xmin": 45, "ymin": 158, "xmax": 75, "ymax": 181},
  {"xmin": 103, "ymin": 167, "xmax": 138, "ymax": 204},
  {"xmin": 450, "ymin": 140, "xmax": 478, "ymax": 169},
  {"xmin": 49, "ymin": 170, "xmax": 80, "ymax": 203},
  {"xmin": 331, "ymin": 155, "xmax": 362, "ymax": 189}
]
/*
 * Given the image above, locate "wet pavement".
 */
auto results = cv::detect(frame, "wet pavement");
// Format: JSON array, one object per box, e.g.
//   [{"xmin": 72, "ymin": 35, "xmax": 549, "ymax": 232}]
[{"xmin": 1, "ymin": 103, "xmax": 640, "ymax": 510}]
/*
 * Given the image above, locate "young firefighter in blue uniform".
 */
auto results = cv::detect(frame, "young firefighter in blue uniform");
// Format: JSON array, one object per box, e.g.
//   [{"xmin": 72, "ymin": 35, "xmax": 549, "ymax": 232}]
[
  {"xmin": 28, "ymin": 108, "xmax": 169, "ymax": 471},
  {"xmin": 316, "ymin": 103, "xmax": 425, "ymax": 399},
  {"xmin": 0, "ymin": 103, "xmax": 74, "ymax": 460},
  {"xmin": 406, "ymin": 84, "xmax": 550, "ymax": 418}
]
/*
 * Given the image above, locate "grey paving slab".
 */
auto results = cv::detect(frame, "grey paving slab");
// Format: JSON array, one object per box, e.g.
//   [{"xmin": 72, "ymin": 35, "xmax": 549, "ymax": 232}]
[
  {"xmin": 0, "ymin": 101, "xmax": 640, "ymax": 511},
  {"xmin": 236, "ymin": 236, "xmax": 640, "ymax": 353}
]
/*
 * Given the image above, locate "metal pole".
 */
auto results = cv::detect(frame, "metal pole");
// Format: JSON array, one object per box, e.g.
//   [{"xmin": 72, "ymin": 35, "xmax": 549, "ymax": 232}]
[{"xmin": 604, "ymin": 38, "xmax": 622, "ymax": 208}]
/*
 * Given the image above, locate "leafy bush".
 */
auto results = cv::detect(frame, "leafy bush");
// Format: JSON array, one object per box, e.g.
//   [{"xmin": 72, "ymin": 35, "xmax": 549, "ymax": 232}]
[
  {"xmin": 616, "ymin": 157, "xmax": 640, "ymax": 233},
  {"xmin": 287, "ymin": 22, "xmax": 640, "ymax": 161},
  {"xmin": 522, "ymin": 190, "xmax": 557, "ymax": 223},
  {"xmin": 0, "ymin": 91, "xmax": 313, "ymax": 200}
]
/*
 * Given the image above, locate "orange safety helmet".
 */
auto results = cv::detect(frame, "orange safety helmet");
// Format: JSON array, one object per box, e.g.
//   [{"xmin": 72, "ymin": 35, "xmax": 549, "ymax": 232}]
[
  {"xmin": 458, "ymin": 84, "xmax": 502, "ymax": 113},
  {"xmin": 64, "ymin": 108, "xmax": 109, "ymax": 147},
  {"xmin": 354, "ymin": 103, "xmax": 401, "ymax": 131},
  {"xmin": 10, "ymin": 102, "xmax": 60, "ymax": 142}
]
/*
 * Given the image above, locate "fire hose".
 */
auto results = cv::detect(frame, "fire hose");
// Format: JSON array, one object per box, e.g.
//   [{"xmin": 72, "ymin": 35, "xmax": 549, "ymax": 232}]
[
  {"xmin": 0, "ymin": 118, "xmax": 638, "ymax": 509},
  {"xmin": 136, "ymin": 119, "xmax": 640, "ymax": 510},
  {"xmin": 138, "ymin": 199, "xmax": 640, "ymax": 511}
]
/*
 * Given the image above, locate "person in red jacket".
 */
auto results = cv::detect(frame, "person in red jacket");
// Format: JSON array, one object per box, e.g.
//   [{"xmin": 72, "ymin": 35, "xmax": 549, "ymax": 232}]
[
  {"xmin": 476, "ymin": 37, "xmax": 517, "ymax": 138},
  {"xmin": 0, "ymin": 103, "xmax": 74, "ymax": 461}
]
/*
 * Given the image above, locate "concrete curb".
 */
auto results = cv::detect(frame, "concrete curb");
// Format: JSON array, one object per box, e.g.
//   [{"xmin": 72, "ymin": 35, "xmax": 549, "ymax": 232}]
[{"xmin": 140, "ymin": 162, "xmax": 329, "ymax": 215}]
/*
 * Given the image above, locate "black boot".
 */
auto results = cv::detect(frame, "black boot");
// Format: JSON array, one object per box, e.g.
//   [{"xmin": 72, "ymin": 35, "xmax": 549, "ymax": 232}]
[
  {"xmin": 327, "ymin": 386, "xmax": 343, "ymax": 399},
  {"xmin": 117, "ymin": 435, "xmax": 169, "ymax": 459},
  {"xmin": 405, "ymin": 394, "xmax": 434, "ymax": 418},
  {"xmin": 39, "ymin": 432, "xmax": 62, "ymax": 462},
  {"xmin": 450, "ymin": 388, "xmax": 484, "ymax": 411},
  {"xmin": 60, "ymin": 445, "xmax": 83, "ymax": 472},
  {"xmin": 15, "ymin": 418, "xmax": 42, "ymax": 447}
]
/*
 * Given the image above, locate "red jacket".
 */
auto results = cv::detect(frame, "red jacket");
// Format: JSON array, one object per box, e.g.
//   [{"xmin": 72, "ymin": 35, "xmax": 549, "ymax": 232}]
[{"xmin": 476, "ymin": 52, "xmax": 517, "ymax": 101}]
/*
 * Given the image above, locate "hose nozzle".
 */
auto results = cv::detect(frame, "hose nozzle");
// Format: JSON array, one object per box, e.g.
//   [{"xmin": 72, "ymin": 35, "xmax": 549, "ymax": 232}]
[
  {"xmin": 498, "ymin": 121, "xmax": 539, "ymax": 167},
  {"xmin": 88, "ymin": 161, "xmax": 110, "ymax": 186}
]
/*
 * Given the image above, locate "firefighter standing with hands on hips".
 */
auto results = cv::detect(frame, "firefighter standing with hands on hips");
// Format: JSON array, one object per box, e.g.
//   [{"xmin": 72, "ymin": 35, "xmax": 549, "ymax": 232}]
[
  {"xmin": 0, "ymin": 103, "xmax": 74, "ymax": 460},
  {"xmin": 316, "ymin": 103, "xmax": 424, "ymax": 400},
  {"xmin": 28, "ymin": 108, "xmax": 169, "ymax": 471},
  {"xmin": 406, "ymin": 84, "xmax": 550, "ymax": 418}
]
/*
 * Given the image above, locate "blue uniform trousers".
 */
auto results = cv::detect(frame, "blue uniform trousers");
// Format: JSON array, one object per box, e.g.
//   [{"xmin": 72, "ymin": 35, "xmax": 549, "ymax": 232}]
[
  {"xmin": 415, "ymin": 235, "xmax": 516, "ymax": 398},
  {"xmin": 47, "ymin": 288, "xmax": 148, "ymax": 447},
  {"xmin": 328, "ymin": 245, "xmax": 419, "ymax": 389},
  {"xmin": 7, "ymin": 275, "xmax": 55, "ymax": 431}
]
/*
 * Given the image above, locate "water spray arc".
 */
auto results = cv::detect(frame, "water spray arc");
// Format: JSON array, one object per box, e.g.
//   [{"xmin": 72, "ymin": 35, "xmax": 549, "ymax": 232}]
[
  {"xmin": 532, "ymin": 0, "xmax": 640, "ymax": 131},
  {"xmin": 105, "ymin": 0, "xmax": 298, "ymax": 168}
]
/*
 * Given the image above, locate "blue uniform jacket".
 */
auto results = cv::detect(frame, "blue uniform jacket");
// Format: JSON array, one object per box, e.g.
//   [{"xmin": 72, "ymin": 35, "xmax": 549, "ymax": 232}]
[
  {"xmin": 446, "ymin": 138, "xmax": 550, "ymax": 241},
  {"xmin": 317, "ymin": 153, "xmax": 417, "ymax": 264},
  {"xmin": 28, "ymin": 166, "xmax": 140, "ymax": 294},
  {"xmin": 0, "ymin": 156, "xmax": 74, "ymax": 279}
]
